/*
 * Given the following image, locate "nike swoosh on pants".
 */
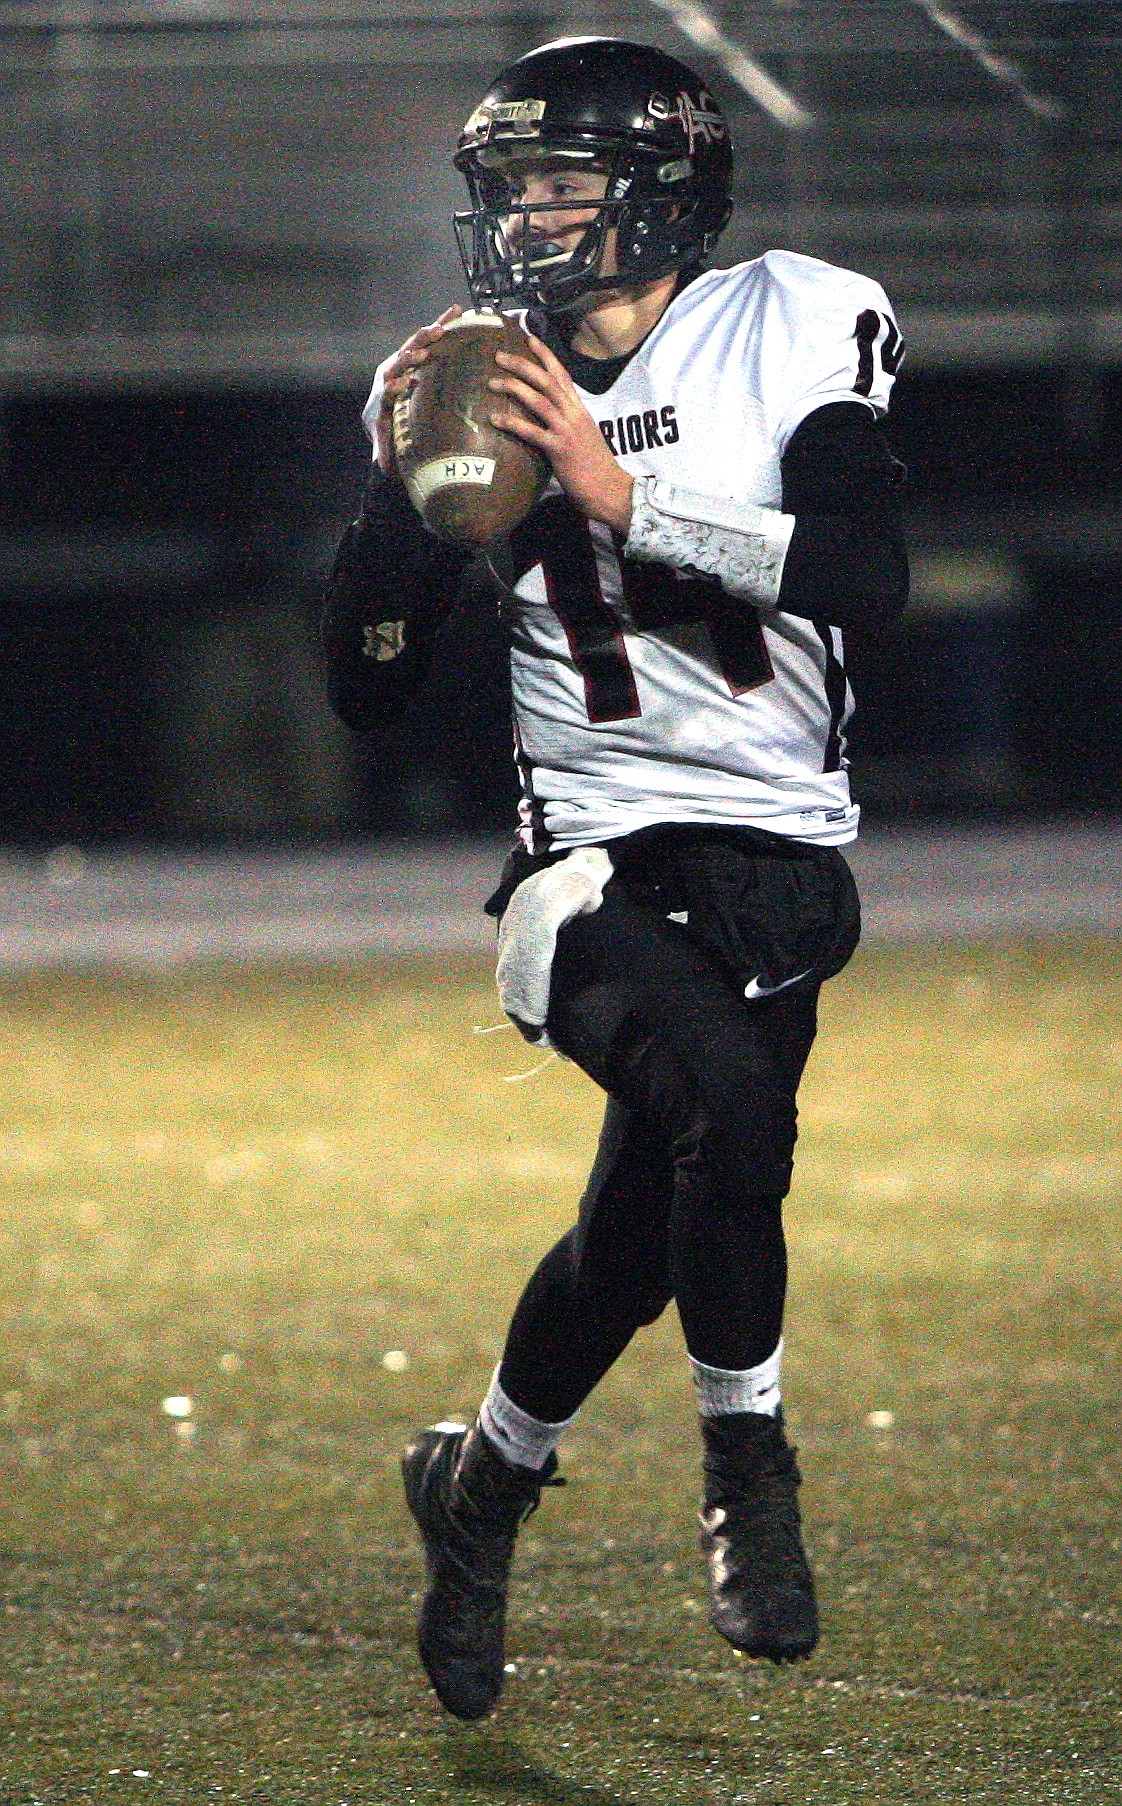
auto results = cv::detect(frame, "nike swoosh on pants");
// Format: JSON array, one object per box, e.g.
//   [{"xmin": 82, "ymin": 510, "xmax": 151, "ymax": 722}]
[{"xmin": 743, "ymin": 968, "xmax": 812, "ymax": 1002}]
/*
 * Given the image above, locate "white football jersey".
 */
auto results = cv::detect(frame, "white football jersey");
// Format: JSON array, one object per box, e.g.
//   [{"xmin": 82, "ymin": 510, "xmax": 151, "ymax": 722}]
[{"xmin": 365, "ymin": 249, "xmax": 903, "ymax": 853}]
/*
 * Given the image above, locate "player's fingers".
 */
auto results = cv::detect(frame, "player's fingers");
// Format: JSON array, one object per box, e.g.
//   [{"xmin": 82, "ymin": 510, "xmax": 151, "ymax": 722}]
[
  {"xmin": 503, "ymin": 353, "xmax": 574, "ymax": 408},
  {"xmin": 488, "ymin": 373, "xmax": 562, "ymax": 427},
  {"xmin": 421, "ymin": 305, "xmax": 461, "ymax": 335},
  {"xmin": 493, "ymin": 349, "xmax": 564, "ymax": 398},
  {"xmin": 490, "ymin": 371, "xmax": 577, "ymax": 435},
  {"xmin": 489, "ymin": 407, "xmax": 552, "ymax": 449},
  {"xmin": 384, "ymin": 347, "xmax": 425, "ymax": 381},
  {"xmin": 381, "ymin": 353, "xmax": 424, "ymax": 393},
  {"xmin": 393, "ymin": 303, "xmax": 458, "ymax": 358},
  {"xmin": 403, "ymin": 312, "xmax": 456, "ymax": 355},
  {"xmin": 522, "ymin": 331, "xmax": 574, "ymax": 388},
  {"xmin": 498, "ymin": 348, "xmax": 589, "ymax": 435}
]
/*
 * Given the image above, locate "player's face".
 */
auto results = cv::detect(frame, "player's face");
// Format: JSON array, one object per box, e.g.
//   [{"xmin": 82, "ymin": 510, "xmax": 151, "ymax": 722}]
[{"xmin": 498, "ymin": 160, "xmax": 619, "ymax": 283}]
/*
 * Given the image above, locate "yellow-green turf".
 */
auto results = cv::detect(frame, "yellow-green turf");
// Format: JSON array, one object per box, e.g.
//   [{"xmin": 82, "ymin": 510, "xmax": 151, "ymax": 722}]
[{"xmin": 0, "ymin": 942, "xmax": 1119, "ymax": 1804}]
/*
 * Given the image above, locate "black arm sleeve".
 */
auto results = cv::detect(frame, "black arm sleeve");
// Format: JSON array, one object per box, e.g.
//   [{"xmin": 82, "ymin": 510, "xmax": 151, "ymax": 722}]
[
  {"xmin": 777, "ymin": 401, "xmax": 909, "ymax": 633},
  {"xmin": 321, "ymin": 463, "xmax": 476, "ymax": 732}
]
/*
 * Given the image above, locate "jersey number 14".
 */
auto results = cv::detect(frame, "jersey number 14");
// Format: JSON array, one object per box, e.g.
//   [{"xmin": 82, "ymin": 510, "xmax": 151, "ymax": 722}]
[{"xmin": 511, "ymin": 496, "xmax": 774, "ymax": 725}]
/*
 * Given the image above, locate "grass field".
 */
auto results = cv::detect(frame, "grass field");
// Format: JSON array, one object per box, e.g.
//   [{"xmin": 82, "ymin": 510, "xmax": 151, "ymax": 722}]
[{"xmin": 0, "ymin": 941, "xmax": 1119, "ymax": 1805}]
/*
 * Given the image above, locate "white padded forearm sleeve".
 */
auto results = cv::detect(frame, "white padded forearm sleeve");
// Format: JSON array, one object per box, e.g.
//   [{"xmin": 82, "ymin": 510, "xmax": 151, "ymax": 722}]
[{"xmin": 624, "ymin": 476, "xmax": 796, "ymax": 609}]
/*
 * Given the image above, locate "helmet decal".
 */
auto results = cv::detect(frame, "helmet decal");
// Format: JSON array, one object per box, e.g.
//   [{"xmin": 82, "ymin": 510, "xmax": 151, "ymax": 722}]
[
  {"xmin": 489, "ymin": 99, "xmax": 547, "ymax": 127},
  {"xmin": 675, "ymin": 90, "xmax": 728, "ymax": 150}
]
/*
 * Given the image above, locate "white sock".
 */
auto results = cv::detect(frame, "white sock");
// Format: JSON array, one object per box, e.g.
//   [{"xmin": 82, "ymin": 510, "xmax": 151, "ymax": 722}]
[
  {"xmin": 689, "ymin": 1337, "xmax": 783, "ymax": 1418},
  {"xmin": 478, "ymin": 1367, "xmax": 578, "ymax": 1470}
]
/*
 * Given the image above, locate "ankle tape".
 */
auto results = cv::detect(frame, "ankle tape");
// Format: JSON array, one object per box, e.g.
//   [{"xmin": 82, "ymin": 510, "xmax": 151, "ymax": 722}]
[
  {"xmin": 690, "ymin": 1339, "xmax": 783, "ymax": 1418},
  {"xmin": 479, "ymin": 1368, "xmax": 577, "ymax": 1470}
]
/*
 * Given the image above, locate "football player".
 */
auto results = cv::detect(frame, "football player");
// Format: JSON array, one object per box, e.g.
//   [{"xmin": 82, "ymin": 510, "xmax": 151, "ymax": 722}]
[{"xmin": 323, "ymin": 36, "xmax": 908, "ymax": 1721}]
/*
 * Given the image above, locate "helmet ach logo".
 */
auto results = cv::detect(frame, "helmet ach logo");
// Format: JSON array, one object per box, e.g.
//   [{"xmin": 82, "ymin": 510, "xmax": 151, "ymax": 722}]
[
  {"xmin": 676, "ymin": 90, "xmax": 727, "ymax": 150},
  {"xmin": 646, "ymin": 88, "xmax": 726, "ymax": 147}
]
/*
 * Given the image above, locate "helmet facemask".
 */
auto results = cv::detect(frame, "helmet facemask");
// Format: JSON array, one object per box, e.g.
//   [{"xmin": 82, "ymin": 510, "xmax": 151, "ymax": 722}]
[{"xmin": 454, "ymin": 143, "xmax": 720, "ymax": 312}]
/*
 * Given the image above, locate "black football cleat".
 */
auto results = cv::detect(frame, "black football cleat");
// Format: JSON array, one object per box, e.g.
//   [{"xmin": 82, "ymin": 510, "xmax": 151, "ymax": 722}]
[
  {"xmin": 401, "ymin": 1419, "xmax": 562, "ymax": 1721},
  {"xmin": 698, "ymin": 1410, "xmax": 819, "ymax": 1662}
]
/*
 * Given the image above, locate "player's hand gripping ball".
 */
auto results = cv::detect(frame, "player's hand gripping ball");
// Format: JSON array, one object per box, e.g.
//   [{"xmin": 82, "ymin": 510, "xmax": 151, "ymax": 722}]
[{"xmin": 392, "ymin": 312, "xmax": 550, "ymax": 545}]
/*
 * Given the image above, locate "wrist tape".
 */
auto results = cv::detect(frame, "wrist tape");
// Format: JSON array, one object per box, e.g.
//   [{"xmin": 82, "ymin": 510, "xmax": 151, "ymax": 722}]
[{"xmin": 624, "ymin": 477, "xmax": 795, "ymax": 609}]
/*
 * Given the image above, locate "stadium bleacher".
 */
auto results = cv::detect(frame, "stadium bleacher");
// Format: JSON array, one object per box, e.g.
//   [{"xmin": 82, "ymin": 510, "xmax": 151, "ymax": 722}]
[{"xmin": 2, "ymin": 1, "xmax": 1116, "ymax": 384}]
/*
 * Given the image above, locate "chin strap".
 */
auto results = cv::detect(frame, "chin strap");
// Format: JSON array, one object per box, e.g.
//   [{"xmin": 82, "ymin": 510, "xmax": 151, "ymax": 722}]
[{"xmin": 625, "ymin": 476, "xmax": 795, "ymax": 609}]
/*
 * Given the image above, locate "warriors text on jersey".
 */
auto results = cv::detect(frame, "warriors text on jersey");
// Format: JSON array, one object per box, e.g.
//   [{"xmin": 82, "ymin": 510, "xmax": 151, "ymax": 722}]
[{"xmin": 363, "ymin": 249, "xmax": 903, "ymax": 853}]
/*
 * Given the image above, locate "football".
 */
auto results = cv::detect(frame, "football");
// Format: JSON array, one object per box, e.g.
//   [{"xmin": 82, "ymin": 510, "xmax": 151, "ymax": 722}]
[{"xmin": 392, "ymin": 311, "xmax": 551, "ymax": 545}]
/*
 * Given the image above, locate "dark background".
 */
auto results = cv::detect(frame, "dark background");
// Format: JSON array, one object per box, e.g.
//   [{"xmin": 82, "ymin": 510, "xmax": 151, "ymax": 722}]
[{"xmin": 2, "ymin": 0, "xmax": 1120, "ymax": 845}]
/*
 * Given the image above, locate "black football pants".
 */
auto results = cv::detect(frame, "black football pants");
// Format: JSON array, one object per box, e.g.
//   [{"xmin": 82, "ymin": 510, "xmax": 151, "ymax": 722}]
[{"xmin": 496, "ymin": 834, "xmax": 858, "ymax": 1425}]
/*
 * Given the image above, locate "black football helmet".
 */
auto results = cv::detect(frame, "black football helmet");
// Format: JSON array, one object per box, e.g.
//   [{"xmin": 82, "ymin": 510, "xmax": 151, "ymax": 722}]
[{"xmin": 453, "ymin": 36, "xmax": 734, "ymax": 311}]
